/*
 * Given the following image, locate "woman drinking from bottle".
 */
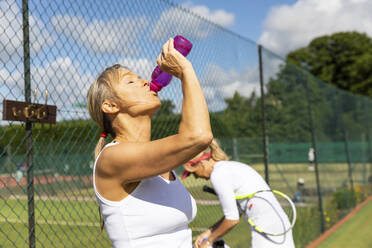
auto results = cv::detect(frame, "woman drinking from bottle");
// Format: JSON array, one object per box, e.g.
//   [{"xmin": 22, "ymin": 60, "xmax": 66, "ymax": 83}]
[{"xmin": 87, "ymin": 38, "xmax": 213, "ymax": 248}]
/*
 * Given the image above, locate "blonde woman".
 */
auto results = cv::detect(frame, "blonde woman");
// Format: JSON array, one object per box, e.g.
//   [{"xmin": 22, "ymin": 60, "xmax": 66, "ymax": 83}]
[
  {"xmin": 87, "ymin": 38, "xmax": 213, "ymax": 247},
  {"xmin": 183, "ymin": 139, "xmax": 295, "ymax": 248}
]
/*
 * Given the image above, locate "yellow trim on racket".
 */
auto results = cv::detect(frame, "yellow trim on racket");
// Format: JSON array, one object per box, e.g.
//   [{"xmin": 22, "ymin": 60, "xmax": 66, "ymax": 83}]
[
  {"xmin": 234, "ymin": 189, "xmax": 297, "ymax": 236},
  {"xmin": 235, "ymin": 192, "xmax": 255, "ymax": 200}
]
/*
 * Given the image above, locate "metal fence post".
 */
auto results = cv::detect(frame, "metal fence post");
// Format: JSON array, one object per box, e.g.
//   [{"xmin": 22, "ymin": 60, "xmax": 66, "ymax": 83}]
[
  {"xmin": 367, "ymin": 131, "xmax": 372, "ymax": 171},
  {"xmin": 361, "ymin": 133, "xmax": 366, "ymax": 184},
  {"xmin": 304, "ymin": 76, "xmax": 325, "ymax": 233},
  {"xmin": 258, "ymin": 45, "xmax": 270, "ymax": 185},
  {"xmin": 22, "ymin": 0, "xmax": 35, "ymax": 247},
  {"xmin": 343, "ymin": 130, "xmax": 355, "ymax": 205},
  {"xmin": 233, "ymin": 137, "xmax": 239, "ymax": 161}
]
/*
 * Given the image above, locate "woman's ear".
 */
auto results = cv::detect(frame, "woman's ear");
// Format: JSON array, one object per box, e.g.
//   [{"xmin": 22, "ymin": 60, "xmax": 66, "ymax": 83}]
[
  {"xmin": 183, "ymin": 163, "xmax": 198, "ymax": 173},
  {"xmin": 102, "ymin": 100, "xmax": 120, "ymax": 114}
]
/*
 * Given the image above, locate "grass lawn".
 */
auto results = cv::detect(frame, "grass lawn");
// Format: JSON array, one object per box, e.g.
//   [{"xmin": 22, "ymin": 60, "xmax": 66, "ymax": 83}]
[
  {"xmin": 1, "ymin": 162, "xmax": 369, "ymax": 247},
  {"xmin": 0, "ymin": 199, "xmax": 110, "ymax": 247},
  {"xmin": 0, "ymin": 197, "xmax": 251, "ymax": 247},
  {"xmin": 318, "ymin": 200, "xmax": 372, "ymax": 248}
]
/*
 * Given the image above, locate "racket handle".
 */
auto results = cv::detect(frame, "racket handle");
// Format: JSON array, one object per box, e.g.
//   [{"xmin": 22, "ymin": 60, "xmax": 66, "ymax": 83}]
[
  {"xmin": 201, "ymin": 238, "xmax": 213, "ymax": 248},
  {"xmin": 202, "ymin": 185, "xmax": 216, "ymax": 195}
]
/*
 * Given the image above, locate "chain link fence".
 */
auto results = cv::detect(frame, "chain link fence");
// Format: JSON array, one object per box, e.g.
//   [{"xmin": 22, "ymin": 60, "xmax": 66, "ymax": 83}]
[{"xmin": 1, "ymin": 0, "xmax": 372, "ymax": 247}]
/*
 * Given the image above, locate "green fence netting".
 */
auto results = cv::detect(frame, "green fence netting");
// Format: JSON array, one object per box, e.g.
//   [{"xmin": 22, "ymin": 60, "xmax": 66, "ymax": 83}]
[{"xmin": 1, "ymin": 0, "xmax": 372, "ymax": 247}]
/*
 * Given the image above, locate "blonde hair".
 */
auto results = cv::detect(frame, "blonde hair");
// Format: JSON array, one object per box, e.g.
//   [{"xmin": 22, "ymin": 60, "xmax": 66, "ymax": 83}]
[
  {"xmin": 87, "ymin": 64, "xmax": 130, "ymax": 236},
  {"xmin": 207, "ymin": 138, "xmax": 229, "ymax": 161},
  {"xmin": 87, "ymin": 64, "xmax": 129, "ymax": 159}
]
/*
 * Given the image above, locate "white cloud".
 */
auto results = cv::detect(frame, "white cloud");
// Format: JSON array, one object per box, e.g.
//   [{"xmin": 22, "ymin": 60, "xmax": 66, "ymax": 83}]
[
  {"xmin": 200, "ymin": 63, "xmax": 261, "ymax": 111},
  {"xmin": 189, "ymin": 5, "xmax": 235, "ymax": 27},
  {"xmin": 1, "ymin": 57, "xmax": 94, "ymax": 121},
  {"xmin": 203, "ymin": 63, "xmax": 260, "ymax": 97},
  {"xmin": 151, "ymin": 3, "xmax": 235, "ymax": 41},
  {"xmin": 259, "ymin": 0, "xmax": 372, "ymax": 56},
  {"xmin": 30, "ymin": 57, "xmax": 95, "ymax": 120},
  {"xmin": 51, "ymin": 15, "xmax": 149, "ymax": 55},
  {"xmin": 0, "ymin": 0, "xmax": 55, "ymax": 63},
  {"xmin": 118, "ymin": 58, "xmax": 154, "ymax": 80},
  {"xmin": 1, "ymin": 56, "xmax": 158, "ymax": 122}
]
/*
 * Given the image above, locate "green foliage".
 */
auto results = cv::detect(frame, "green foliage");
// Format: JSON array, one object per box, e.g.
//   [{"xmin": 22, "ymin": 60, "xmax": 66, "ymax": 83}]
[
  {"xmin": 151, "ymin": 114, "xmax": 181, "ymax": 140},
  {"xmin": 223, "ymin": 91, "xmax": 261, "ymax": 138},
  {"xmin": 155, "ymin": 99, "xmax": 176, "ymax": 116},
  {"xmin": 0, "ymin": 120, "xmax": 98, "ymax": 155},
  {"xmin": 331, "ymin": 188, "xmax": 363, "ymax": 210},
  {"xmin": 264, "ymin": 64, "xmax": 312, "ymax": 141},
  {"xmin": 210, "ymin": 112, "xmax": 234, "ymax": 138},
  {"xmin": 293, "ymin": 206, "xmax": 321, "ymax": 247},
  {"xmin": 287, "ymin": 31, "xmax": 372, "ymax": 97},
  {"xmin": 263, "ymin": 39, "xmax": 372, "ymax": 142},
  {"xmin": 151, "ymin": 111, "xmax": 233, "ymax": 140}
]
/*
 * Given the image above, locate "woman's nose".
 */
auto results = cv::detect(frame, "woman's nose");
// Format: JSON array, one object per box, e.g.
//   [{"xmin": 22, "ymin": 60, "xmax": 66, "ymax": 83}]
[{"xmin": 143, "ymin": 80, "xmax": 149, "ymax": 86}]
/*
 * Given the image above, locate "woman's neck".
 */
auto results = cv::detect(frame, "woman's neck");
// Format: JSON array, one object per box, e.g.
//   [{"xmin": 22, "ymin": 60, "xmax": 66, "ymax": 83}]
[{"xmin": 112, "ymin": 113, "xmax": 151, "ymax": 142}]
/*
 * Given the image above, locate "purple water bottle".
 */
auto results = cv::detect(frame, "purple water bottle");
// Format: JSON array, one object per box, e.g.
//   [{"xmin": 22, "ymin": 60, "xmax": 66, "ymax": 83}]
[{"xmin": 150, "ymin": 35, "xmax": 193, "ymax": 92}]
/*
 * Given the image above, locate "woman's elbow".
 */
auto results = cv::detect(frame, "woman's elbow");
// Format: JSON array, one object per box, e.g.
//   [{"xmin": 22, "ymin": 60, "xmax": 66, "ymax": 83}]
[
  {"xmin": 203, "ymin": 132, "xmax": 214, "ymax": 146},
  {"xmin": 196, "ymin": 132, "xmax": 213, "ymax": 149},
  {"xmin": 226, "ymin": 218, "xmax": 240, "ymax": 227},
  {"xmin": 232, "ymin": 219, "xmax": 240, "ymax": 226},
  {"xmin": 187, "ymin": 131, "xmax": 213, "ymax": 149}
]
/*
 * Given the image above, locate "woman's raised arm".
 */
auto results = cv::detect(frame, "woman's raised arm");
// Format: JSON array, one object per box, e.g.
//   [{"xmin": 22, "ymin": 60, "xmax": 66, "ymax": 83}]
[{"xmin": 98, "ymin": 38, "xmax": 213, "ymax": 183}]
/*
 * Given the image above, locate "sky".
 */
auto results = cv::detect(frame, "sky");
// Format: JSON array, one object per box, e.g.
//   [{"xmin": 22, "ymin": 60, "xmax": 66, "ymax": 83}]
[
  {"xmin": 171, "ymin": 0, "xmax": 372, "ymax": 56},
  {"xmin": 1, "ymin": 0, "xmax": 372, "ymax": 122},
  {"xmin": 171, "ymin": 0, "xmax": 297, "ymax": 43}
]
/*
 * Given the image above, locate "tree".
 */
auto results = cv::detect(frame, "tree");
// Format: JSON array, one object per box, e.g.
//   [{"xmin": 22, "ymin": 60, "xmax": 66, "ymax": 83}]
[
  {"xmin": 155, "ymin": 99, "xmax": 176, "ymax": 116},
  {"xmin": 223, "ymin": 91, "xmax": 261, "ymax": 138},
  {"xmin": 287, "ymin": 31, "xmax": 372, "ymax": 97}
]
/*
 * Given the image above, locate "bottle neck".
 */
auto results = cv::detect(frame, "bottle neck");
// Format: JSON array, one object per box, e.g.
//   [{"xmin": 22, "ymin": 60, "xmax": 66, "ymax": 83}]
[{"xmin": 150, "ymin": 82, "xmax": 162, "ymax": 92}]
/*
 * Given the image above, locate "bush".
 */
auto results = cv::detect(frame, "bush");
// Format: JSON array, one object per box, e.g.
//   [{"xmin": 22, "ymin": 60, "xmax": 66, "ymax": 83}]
[{"xmin": 331, "ymin": 187, "xmax": 363, "ymax": 210}]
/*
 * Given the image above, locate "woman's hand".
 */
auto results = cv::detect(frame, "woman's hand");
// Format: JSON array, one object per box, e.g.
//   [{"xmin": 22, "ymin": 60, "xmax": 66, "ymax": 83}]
[
  {"xmin": 194, "ymin": 229, "xmax": 212, "ymax": 248},
  {"xmin": 157, "ymin": 38, "xmax": 192, "ymax": 80}
]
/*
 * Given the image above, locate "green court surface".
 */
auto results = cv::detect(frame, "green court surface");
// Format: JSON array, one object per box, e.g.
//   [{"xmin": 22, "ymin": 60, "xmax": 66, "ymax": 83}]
[
  {"xmin": 1, "ymin": 161, "xmax": 369, "ymax": 248},
  {"xmin": 0, "ymin": 198, "xmax": 111, "ymax": 247},
  {"xmin": 318, "ymin": 200, "xmax": 372, "ymax": 248},
  {"xmin": 0, "ymin": 198, "xmax": 251, "ymax": 247}
]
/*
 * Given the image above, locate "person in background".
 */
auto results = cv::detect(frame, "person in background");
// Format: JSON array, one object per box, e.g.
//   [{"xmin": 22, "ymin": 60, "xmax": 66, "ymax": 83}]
[
  {"xmin": 308, "ymin": 147, "xmax": 315, "ymax": 171},
  {"xmin": 86, "ymin": 38, "xmax": 213, "ymax": 247},
  {"xmin": 183, "ymin": 139, "xmax": 295, "ymax": 248},
  {"xmin": 293, "ymin": 178, "xmax": 305, "ymax": 203}
]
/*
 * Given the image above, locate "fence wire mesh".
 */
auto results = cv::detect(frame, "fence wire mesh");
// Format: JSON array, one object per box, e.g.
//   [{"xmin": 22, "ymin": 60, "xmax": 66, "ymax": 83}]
[
  {"xmin": 261, "ymin": 46, "xmax": 372, "ymax": 244},
  {"xmin": 0, "ymin": 0, "xmax": 372, "ymax": 247}
]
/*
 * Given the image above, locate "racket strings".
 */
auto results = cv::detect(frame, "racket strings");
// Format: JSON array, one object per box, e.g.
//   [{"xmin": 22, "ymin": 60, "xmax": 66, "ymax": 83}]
[{"xmin": 240, "ymin": 191, "xmax": 296, "ymax": 236}]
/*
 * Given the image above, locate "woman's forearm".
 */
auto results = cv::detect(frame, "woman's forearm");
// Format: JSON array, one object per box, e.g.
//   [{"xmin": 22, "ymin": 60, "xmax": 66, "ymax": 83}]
[
  {"xmin": 178, "ymin": 65, "xmax": 212, "ymax": 140},
  {"xmin": 209, "ymin": 216, "xmax": 225, "ymax": 232},
  {"xmin": 208, "ymin": 217, "xmax": 239, "ymax": 243}
]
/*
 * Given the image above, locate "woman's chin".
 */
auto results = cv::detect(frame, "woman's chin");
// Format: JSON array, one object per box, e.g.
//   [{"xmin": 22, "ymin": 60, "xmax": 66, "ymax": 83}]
[
  {"xmin": 150, "ymin": 100, "xmax": 162, "ymax": 114},
  {"xmin": 129, "ymin": 102, "xmax": 161, "ymax": 117}
]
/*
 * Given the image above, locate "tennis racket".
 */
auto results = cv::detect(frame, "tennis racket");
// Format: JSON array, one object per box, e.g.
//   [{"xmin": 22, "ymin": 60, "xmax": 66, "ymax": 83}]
[{"xmin": 202, "ymin": 186, "xmax": 296, "ymax": 236}]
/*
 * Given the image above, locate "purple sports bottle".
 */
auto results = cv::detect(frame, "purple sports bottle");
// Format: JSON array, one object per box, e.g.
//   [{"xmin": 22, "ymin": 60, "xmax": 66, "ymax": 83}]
[{"xmin": 150, "ymin": 35, "xmax": 193, "ymax": 92}]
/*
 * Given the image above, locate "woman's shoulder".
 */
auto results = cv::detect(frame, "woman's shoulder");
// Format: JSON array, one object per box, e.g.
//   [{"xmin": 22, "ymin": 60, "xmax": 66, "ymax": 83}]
[
  {"xmin": 214, "ymin": 160, "xmax": 248, "ymax": 168},
  {"xmin": 95, "ymin": 142, "xmax": 127, "ymax": 173},
  {"xmin": 211, "ymin": 161, "xmax": 231, "ymax": 178},
  {"xmin": 212, "ymin": 160, "xmax": 252, "ymax": 176},
  {"xmin": 96, "ymin": 141, "xmax": 119, "ymax": 160}
]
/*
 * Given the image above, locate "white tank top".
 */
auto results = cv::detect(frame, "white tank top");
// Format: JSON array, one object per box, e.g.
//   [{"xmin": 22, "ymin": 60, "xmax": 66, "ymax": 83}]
[{"xmin": 93, "ymin": 142, "xmax": 197, "ymax": 248}]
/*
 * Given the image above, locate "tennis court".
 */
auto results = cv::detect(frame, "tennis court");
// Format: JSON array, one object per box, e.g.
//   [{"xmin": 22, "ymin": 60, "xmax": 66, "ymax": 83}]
[
  {"xmin": 1, "ymin": 0, "xmax": 372, "ymax": 247},
  {"xmin": 316, "ymin": 197, "xmax": 372, "ymax": 248}
]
